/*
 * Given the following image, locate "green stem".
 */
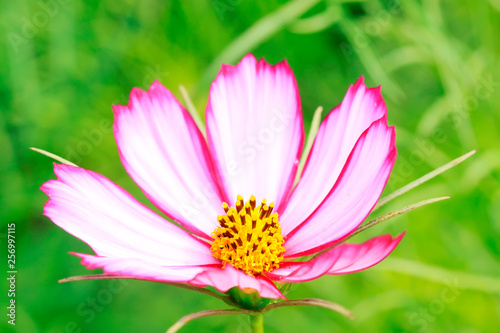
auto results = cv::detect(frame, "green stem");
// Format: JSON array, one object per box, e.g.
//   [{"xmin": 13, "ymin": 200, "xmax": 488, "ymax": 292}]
[{"xmin": 250, "ymin": 314, "xmax": 264, "ymax": 333}]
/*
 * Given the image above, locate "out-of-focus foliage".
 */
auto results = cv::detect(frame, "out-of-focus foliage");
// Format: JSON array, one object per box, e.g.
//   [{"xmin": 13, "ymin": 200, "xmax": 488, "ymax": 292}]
[{"xmin": 1, "ymin": 0, "xmax": 499, "ymax": 332}]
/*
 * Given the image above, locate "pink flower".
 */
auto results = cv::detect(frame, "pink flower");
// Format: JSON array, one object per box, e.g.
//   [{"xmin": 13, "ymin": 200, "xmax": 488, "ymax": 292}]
[{"xmin": 41, "ymin": 54, "xmax": 403, "ymax": 300}]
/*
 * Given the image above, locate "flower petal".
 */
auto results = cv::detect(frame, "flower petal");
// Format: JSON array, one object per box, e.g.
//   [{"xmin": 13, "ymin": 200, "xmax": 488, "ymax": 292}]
[
  {"xmin": 73, "ymin": 253, "xmax": 208, "ymax": 282},
  {"xmin": 75, "ymin": 253, "xmax": 285, "ymax": 299},
  {"xmin": 189, "ymin": 265, "xmax": 286, "ymax": 300},
  {"xmin": 41, "ymin": 164, "xmax": 217, "ymax": 266},
  {"xmin": 283, "ymin": 117, "xmax": 397, "ymax": 257},
  {"xmin": 267, "ymin": 234, "xmax": 404, "ymax": 282},
  {"xmin": 206, "ymin": 54, "xmax": 304, "ymax": 209},
  {"xmin": 113, "ymin": 80, "xmax": 224, "ymax": 240},
  {"xmin": 281, "ymin": 77, "xmax": 387, "ymax": 236}
]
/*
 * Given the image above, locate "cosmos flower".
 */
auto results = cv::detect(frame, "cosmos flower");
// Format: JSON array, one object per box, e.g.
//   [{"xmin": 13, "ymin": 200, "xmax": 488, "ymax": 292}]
[{"xmin": 41, "ymin": 54, "xmax": 403, "ymax": 300}]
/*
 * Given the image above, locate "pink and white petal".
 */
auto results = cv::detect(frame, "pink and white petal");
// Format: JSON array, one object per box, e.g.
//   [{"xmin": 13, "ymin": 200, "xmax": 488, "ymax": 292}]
[
  {"xmin": 267, "ymin": 233, "xmax": 404, "ymax": 283},
  {"xmin": 76, "ymin": 253, "xmax": 284, "ymax": 299},
  {"xmin": 74, "ymin": 253, "xmax": 208, "ymax": 282},
  {"xmin": 281, "ymin": 77, "xmax": 387, "ymax": 235},
  {"xmin": 284, "ymin": 118, "xmax": 397, "ymax": 257},
  {"xmin": 114, "ymin": 81, "xmax": 224, "ymax": 240},
  {"xmin": 189, "ymin": 265, "xmax": 286, "ymax": 300},
  {"xmin": 41, "ymin": 164, "xmax": 217, "ymax": 266},
  {"xmin": 206, "ymin": 54, "xmax": 304, "ymax": 210}
]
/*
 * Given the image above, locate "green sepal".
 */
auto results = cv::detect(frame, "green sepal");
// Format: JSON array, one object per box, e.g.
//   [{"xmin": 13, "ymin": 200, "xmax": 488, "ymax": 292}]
[{"xmin": 227, "ymin": 287, "xmax": 275, "ymax": 311}]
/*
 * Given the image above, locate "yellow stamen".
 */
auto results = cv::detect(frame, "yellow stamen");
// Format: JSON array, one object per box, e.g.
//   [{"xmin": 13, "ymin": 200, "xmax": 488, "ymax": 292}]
[{"xmin": 211, "ymin": 195, "xmax": 286, "ymax": 276}]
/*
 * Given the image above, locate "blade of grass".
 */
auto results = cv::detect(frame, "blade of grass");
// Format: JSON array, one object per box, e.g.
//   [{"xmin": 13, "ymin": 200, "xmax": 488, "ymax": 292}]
[
  {"xmin": 310, "ymin": 197, "xmax": 449, "ymax": 259},
  {"xmin": 294, "ymin": 106, "xmax": 323, "ymax": 186},
  {"xmin": 377, "ymin": 258, "xmax": 500, "ymax": 295},
  {"xmin": 351, "ymin": 290, "xmax": 408, "ymax": 322},
  {"xmin": 375, "ymin": 150, "xmax": 475, "ymax": 210},
  {"xmin": 60, "ymin": 274, "xmax": 229, "ymax": 302},
  {"xmin": 339, "ymin": 18, "xmax": 405, "ymax": 102},
  {"xmin": 288, "ymin": 4, "xmax": 342, "ymax": 34},
  {"xmin": 166, "ymin": 309, "xmax": 252, "ymax": 333},
  {"xmin": 179, "ymin": 84, "xmax": 206, "ymax": 138},
  {"xmin": 263, "ymin": 298, "xmax": 354, "ymax": 319},
  {"xmin": 30, "ymin": 147, "xmax": 78, "ymax": 166},
  {"xmin": 200, "ymin": 0, "xmax": 323, "ymax": 87},
  {"xmin": 349, "ymin": 196, "xmax": 449, "ymax": 240}
]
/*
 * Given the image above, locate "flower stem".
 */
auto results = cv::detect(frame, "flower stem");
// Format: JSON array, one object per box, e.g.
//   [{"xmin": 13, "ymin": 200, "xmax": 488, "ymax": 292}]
[{"xmin": 250, "ymin": 314, "xmax": 264, "ymax": 333}]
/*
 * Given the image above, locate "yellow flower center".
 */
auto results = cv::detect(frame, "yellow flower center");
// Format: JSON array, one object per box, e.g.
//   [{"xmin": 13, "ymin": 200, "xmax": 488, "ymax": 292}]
[{"xmin": 211, "ymin": 195, "xmax": 286, "ymax": 276}]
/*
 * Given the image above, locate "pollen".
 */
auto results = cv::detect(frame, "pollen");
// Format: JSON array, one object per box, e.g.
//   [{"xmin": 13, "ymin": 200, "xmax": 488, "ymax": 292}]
[{"xmin": 210, "ymin": 195, "xmax": 286, "ymax": 276}]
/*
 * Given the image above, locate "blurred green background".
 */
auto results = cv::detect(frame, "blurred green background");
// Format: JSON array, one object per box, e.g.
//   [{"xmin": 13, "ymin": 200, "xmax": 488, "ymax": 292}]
[{"xmin": 1, "ymin": 0, "xmax": 500, "ymax": 332}]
